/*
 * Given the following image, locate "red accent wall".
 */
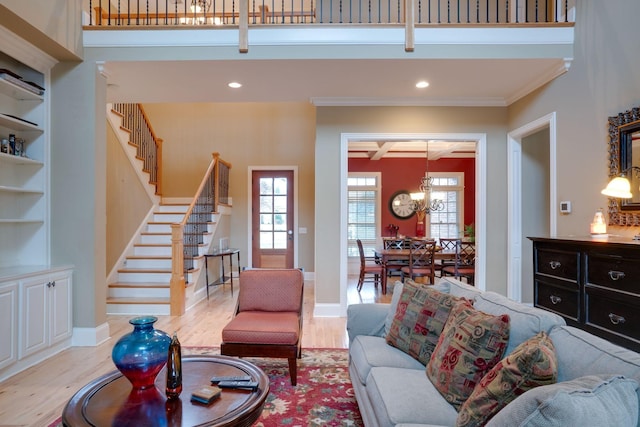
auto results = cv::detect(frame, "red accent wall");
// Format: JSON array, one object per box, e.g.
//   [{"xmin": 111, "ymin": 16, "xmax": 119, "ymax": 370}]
[{"xmin": 349, "ymin": 157, "xmax": 475, "ymax": 237}]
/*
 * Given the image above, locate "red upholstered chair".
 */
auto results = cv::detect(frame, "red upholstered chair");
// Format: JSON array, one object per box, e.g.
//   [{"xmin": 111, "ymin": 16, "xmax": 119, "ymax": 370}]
[{"xmin": 221, "ymin": 268, "xmax": 304, "ymax": 385}]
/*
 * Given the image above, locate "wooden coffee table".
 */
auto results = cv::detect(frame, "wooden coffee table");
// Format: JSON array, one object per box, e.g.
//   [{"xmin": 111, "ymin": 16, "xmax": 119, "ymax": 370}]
[{"xmin": 62, "ymin": 355, "xmax": 269, "ymax": 427}]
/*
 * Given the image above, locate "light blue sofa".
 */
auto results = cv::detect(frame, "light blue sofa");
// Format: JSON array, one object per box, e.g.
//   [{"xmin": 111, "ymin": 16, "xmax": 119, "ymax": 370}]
[{"xmin": 347, "ymin": 278, "xmax": 640, "ymax": 427}]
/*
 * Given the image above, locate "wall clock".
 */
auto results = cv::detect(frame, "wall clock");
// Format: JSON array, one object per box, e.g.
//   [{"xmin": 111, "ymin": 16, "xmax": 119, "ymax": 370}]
[{"xmin": 389, "ymin": 190, "xmax": 415, "ymax": 219}]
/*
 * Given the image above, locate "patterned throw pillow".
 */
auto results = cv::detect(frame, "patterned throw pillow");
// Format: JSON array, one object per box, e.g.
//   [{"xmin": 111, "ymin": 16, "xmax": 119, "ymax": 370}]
[
  {"xmin": 426, "ymin": 300, "xmax": 510, "ymax": 410},
  {"xmin": 386, "ymin": 279, "xmax": 461, "ymax": 365},
  {"xmin": 455, "ymin": 331, "xmax": 558, "ymax": 427}
]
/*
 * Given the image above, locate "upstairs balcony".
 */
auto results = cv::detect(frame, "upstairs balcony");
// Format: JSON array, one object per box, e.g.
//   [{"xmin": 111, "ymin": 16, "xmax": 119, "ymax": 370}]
[{"xmin": 82, "ymin": 0, "xmax": 575, "ymax": 106}]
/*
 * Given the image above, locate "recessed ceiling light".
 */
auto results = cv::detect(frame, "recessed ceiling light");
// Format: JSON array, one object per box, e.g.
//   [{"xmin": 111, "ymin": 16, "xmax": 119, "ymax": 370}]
[
  {"xmin": 228, "ymin": 82, "xmax": 242, "ymax": 89},
  {"xmin": 416, "ymin": 81, "xmax": 429, "ymax": 89}
]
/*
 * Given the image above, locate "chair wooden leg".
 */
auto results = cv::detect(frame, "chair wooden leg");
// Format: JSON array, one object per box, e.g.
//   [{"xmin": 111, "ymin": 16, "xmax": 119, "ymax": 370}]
[{"xmin": 288, "ymin": 357, "xmax": 298, "ymax": 386}]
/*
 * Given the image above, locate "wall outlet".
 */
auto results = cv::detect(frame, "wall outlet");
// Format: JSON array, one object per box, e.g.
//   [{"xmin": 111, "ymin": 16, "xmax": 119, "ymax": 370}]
[{"xmin": 560, "ymin": 201, "xmax": 571, "ymax": 214}]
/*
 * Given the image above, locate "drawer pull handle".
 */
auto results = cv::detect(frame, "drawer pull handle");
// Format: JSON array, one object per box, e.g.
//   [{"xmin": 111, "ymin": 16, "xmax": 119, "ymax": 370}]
[
  {"xmin": 549, "ymin": 261, "xmax": 562, "ymax": 270},
  {"xmin": 608, "ymin": 270, "xmax": 626, "ymax": 281},
  {"xmin": 549, "ymin": 295, "xmax": 562, "ymax": 305},
  {"xmin": 609, "ymin": 313, "xmax": 626, "ymax": 325}
]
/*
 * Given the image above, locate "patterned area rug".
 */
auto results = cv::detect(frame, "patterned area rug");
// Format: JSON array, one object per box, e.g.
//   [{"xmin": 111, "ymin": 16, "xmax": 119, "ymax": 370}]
[{"xmin": 49, "ymin": 347, "xmax": 362, "ymax": 427}]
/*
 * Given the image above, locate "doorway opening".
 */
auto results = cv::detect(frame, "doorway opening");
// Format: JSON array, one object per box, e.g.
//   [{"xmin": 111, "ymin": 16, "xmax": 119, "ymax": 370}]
[
  {"xmin": 507, "ymin": 113, "xmax": 556, "ymax": 303},
  {"xmin": 340, "ymin": 132, "xmax": 487, "ymax": 309}
]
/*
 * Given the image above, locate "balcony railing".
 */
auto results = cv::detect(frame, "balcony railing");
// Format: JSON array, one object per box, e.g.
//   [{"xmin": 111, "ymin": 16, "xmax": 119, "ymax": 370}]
[{"xmin": 85, "ymin": 0, "xmax": 575, "ymax": 27}]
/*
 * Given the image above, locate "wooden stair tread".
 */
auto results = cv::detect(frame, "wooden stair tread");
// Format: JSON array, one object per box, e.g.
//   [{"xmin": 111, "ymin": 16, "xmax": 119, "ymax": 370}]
[
  {"xmin": 133, "ymin": 243, "xmax": 171, "ymax": 247},
  {"xmin": 126, "ymin": 255, "xmax": 171, "ymax": 259},
  {"xmin": 107, "ymin": 297, "xmax": 169, "ymax": 304},
  {"xmin": 118, "ymin": 268, "xmax": 171, "ymax": 273},
  {"xmin": 109, "ymin": 282, "xmax": 169, "ymax": 288}
]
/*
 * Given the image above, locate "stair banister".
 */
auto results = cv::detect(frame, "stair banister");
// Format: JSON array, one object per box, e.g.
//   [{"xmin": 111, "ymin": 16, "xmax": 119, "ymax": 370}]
[{"xmin": 170, "ymin": 152, "xmax": 218, "ymax": 315}]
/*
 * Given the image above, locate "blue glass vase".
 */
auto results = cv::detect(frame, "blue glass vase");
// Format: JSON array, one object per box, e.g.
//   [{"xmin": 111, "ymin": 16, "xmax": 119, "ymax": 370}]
[{"xmin": 112, "ymin": 316, "xmax": 171, "ymax": 390}]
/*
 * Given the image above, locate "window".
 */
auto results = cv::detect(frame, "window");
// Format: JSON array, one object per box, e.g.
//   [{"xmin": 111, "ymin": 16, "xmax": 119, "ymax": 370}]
[
  {"xmin": 427, "ymin": 172, "xmax": 465, "ymax": 240},
  {"xmin": 347, "ymin": 173, "xmax": 381, "ymax": 258}
]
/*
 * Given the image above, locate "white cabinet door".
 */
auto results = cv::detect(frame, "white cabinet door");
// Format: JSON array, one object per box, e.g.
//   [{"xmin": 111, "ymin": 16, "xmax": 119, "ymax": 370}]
[
  {"xmin": 20, "ymin": 275, "xmax": 48, "ymax": 358},
  {"xmin": 0, "ymin": 281, "xmax": 18, "ymax": 369},
  {"xmin": 49, "ymin": 271, "xmax": 72, "ymax": 345}
]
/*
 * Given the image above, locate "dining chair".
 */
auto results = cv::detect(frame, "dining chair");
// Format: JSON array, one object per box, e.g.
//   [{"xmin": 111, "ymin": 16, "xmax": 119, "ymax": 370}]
[
  {"xmin": 437, "ymin": 238, "xmax": 461, "ymax": 277},
  {"xmin": 441, "ymin": 240, "xmax": 475, "ymax": 285},
  {"xmin": 401, "ymin": 239, "xmax": 437, "ymax": 284},
  {"xmin": 356, "ymin": 239, "xmax": 384, "ymax": 292},
  {"xmin": 383, "ymin": 238, "xmax": 408, "ymax": 278}
]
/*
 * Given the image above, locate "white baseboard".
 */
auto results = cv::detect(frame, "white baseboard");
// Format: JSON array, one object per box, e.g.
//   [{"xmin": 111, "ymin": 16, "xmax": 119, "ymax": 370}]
[
  {"xmin": 72, "ymin": 322, "xmax": 111, "ymax": 347},
  {"xmin": 313, "ymin": 303, "xmax": 345, "ymax": 317}
]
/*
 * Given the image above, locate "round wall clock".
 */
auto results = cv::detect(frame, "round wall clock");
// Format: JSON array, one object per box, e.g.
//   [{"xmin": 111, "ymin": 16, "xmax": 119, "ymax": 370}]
[{"xmin": 389, "ymin": 190, "xmax": 415, "ymax": 219}]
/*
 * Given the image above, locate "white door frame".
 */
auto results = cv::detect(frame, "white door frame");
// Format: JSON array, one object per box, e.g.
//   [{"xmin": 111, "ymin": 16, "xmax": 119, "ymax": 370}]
[
  {"xmin": 340, "ymin": 132, "xmax": 487, "ymax": 308},
  {"xmin": 246, "ymin": 166, "xmax": 299, "ymax": 270},
  {"xmin": 507, "ymin": 113, "xmax": 557, "ymax": 302}
]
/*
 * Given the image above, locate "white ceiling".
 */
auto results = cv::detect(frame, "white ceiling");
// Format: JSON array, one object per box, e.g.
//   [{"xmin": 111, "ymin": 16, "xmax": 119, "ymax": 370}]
[{"xmin": 105, "ymin": 57, "xmax": 565, "ymax": 106}]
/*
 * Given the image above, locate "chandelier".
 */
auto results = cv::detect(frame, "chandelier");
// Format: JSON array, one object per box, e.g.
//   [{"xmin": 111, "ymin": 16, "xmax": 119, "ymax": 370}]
[
  {"xmin": 410, "ymin": 141, "xmax": 445, "ymax": 213},
  {"xmin": 190, "ymin": 0, "xmax": 211, "ymax": 13}
]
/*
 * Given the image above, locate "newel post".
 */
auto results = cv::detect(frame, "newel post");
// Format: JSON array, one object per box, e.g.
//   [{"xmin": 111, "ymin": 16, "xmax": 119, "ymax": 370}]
[
  {"xmin": 405, "ymin": 0, "xmax": 415, "ymax": 52},
  {"xmin": 170, "ymin": 223, "xmax": 186, "ymax": 315}
]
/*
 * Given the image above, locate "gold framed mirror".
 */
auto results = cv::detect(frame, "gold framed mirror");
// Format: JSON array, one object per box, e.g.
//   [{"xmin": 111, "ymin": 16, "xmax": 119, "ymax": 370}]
[{"xmin": 606, "ymin": 106, "xmax": 640, "ymax": 226}]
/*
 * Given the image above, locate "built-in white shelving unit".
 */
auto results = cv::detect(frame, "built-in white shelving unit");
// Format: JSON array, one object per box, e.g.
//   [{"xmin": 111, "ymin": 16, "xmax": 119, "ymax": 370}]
[{"xmin": 0, "ymin": 25, "xmax": 73, "ymax": 382}]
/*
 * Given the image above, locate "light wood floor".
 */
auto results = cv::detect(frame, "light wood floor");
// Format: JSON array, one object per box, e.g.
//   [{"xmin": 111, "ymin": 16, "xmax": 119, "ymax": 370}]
[{"xmin": 0, "ymin": 275, "xmax": 391, "ymax": 427}]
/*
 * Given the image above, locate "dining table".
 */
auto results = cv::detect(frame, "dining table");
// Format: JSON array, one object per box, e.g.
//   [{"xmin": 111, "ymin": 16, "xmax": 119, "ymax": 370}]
[{"xmin": 374, "ymin": 246, "xmax": 456, "ymax": 294}]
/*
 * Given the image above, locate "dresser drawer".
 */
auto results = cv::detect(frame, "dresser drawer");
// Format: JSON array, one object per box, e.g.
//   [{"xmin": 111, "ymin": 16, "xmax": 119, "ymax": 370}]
[
  {"xmin": 534, "ymin": 248, "xmax": 579, "ymax": 282},
  {"xmin": 585, "ymin": 288, "xmax": 640, "ymax": 346},
  {"xmin": 534, "ymin": 280, "xmax": 579, "ymax": 321},
  {"xmin": 586, "ymin": 253, "xmax": 640, "ymax": 296}
]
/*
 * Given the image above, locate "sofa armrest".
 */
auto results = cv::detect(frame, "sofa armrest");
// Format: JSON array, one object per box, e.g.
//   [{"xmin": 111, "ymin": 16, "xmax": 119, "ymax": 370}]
[{"xmin": 346, "ymin": 303, "xmax": 389, "ymax": 345}]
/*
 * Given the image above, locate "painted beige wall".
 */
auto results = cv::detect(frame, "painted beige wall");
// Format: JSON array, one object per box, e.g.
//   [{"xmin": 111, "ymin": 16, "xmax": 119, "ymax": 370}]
[
  {"xmin": 106, "ymin": 123, "xmax": 153, "ymax": 273},
  {"xmin": 509, "ymin": 0, "xmax": 640, "ymax": 240},
  {"xmin": 0, "ymin": 0, "xmax": 83, "ymax": 60},
  {"xmin": 315, "ymin": 106, "xmax": 509, "ymax": 304},
  {"xmin": 142, "ymin": 102, "xmax": 316, "ymax": 273}
]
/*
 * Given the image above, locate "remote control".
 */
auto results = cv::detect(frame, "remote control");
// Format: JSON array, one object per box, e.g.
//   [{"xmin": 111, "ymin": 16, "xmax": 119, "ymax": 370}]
[
  {"xmin": 217, "ymin": 380, "xmax": 259, "ymax": 390},
  {"xmin": 211, "ymin": 375, "xmax": 252, "ymax": 383}
]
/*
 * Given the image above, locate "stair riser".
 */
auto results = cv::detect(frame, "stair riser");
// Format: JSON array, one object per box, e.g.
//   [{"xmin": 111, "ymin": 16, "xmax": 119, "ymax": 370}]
[
  {"xmin": 153, "ymin": 213, "xmax": 185, "ymax": 222},
  {"xmin": 107, "ymin": 304, "xmax": 170, "ymax": 316},
  {"xmin": 125, "ymin": 258, "xmax": 172, "ymax": 269},
  {"xmin": 157, "ymin": 205, "xmax": 189, "ymax": 213},
  {"xmin": 140, "ymin": 235, "xmax": 172, "ymax": 245},
  {"xmin": 147, "ymin": 224, "xmax": 172, "ymax": 233},
  {"xmin": 134, "ymin": 246, "xmax": 171, "ymax": 256},
  {"xmin": 109, "ymin": 288, "xmax": 170, "ymax": 298},
  {"xmin": 118, "ymin": 272, "xmax": 172, "ymax": 282}
]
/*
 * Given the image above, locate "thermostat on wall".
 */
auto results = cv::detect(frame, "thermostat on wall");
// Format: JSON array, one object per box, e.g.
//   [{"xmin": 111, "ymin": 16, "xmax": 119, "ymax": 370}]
[{"xmin": 560, "ymin": 201, "xmax": 571, "ymax": 214}]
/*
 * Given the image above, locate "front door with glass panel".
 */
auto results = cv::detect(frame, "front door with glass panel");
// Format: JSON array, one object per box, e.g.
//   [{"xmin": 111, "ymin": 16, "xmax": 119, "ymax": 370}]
[{"xmin": 252, "ymin": 170, "xmax": 294, "ymax": 268}]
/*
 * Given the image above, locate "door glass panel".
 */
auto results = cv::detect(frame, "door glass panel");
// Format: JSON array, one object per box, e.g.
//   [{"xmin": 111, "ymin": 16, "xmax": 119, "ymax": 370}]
[
  {"xmin": 274, "ymin": 178, "xmax": 287, "ymax": 195},
  {"xmin": 260, "ymin": 178, "xmax": 272, "ymax": 194},
  {"xmin": 260, "ymin": 214, "xmax": 273, "ymax": 231},
  {"xmin": 259, "ymin": 176, "xmax": 289, "ymax": 249},
  {"xmin": 260, "ymin": 232, "xmax": 273, "ymax": 248},
  {"xmin": 274, "ymin": 195, "xmax": 287, "ymax": 213},
  {"xmin": 274, "ymin": 214, "xmax": 287, "ymax": 230},
  {"xmin": 274, "ymin": 232, "xmax": 287, "ymax": 248}
]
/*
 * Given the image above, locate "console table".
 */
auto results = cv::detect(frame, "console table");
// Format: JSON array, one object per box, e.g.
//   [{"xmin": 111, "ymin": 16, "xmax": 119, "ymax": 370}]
[
  {"xmin": 62, "ymin": 355, "xmax": 269, "ymax": 427},
  {"xmin": 204, "ymin": 249, "xmax": 241, "ymax": 298},
  {"xmin": 529, "ymin": 236, "xmax": 640, "ymax": 352}
]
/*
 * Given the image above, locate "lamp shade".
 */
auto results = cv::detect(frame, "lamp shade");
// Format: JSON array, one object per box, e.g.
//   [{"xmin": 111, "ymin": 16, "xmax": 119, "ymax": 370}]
[
  {"xmin": 410, "ymin": 192, "xmax": 425, "ymax": 201},
  {"xmin": 601, "ymin": 176, "xmax": 633, "ymax": 198}
]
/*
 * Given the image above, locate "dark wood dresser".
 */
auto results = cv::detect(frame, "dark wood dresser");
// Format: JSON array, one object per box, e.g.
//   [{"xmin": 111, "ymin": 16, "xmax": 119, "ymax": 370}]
[{"xmin": 529, "ymin": 236, "xmax": 640, "ymax": 352}]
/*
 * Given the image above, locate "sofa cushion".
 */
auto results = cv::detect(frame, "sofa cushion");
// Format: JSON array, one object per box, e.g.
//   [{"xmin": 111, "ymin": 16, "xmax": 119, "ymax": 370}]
[
  {"xmin": 549, "ymin": 325, "xmax": 640, "ymax": 383},
  {"xmin": 426, "ymin": 299, "xmax": 510, "ymax": 410},
  {"xmin": 386, "ymin": 280, "xmax": 461, "ymax": 364},
  {"xmin": 473, "ymin": 291, "xmax": 565, "ymax": 356},
  {"xmin": 486, "ymin": 375, "xmax": 639, "ymax": 427},
  {"xmin": 384, "ymin": 280, "xmax": 404, "ymax": 336},
  {"xmin": 439, "ymin": 277, "xmax": 482, "ymax": 301},
  {"xmin": 456, "ymin": 331, "xmax": 558, "ymax": 427},
  {"xmin": 350, "ymin": 335, "xmax": 425, "ymax": 386},
  {"xmin": 367, "ymin": 367, "xmax": 459, "ymax": 427}
]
